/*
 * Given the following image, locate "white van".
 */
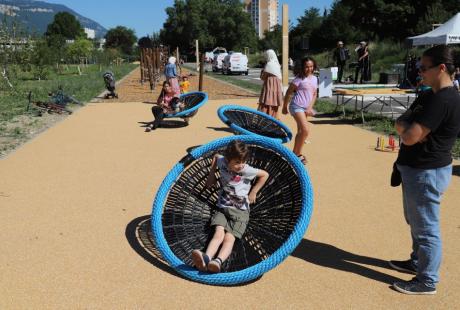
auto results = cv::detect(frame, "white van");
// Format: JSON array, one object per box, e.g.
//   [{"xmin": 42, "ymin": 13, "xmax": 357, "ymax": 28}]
[
  {"xmin": 212, "ymin": 52, "xmax": 228, "ymax": 72},
  {"xmin": 205, "ymin": 47, "xmax": 227, "ymax": 63},
  {"xmin": 222, "ymin": 52, "xmax": 249, "ymax": 75}
]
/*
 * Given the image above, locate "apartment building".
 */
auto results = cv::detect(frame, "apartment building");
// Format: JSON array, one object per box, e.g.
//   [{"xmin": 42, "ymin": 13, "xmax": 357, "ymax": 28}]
[{"xmin": 244, "ymin": 0, "xmax": 279, "ymax": 39}]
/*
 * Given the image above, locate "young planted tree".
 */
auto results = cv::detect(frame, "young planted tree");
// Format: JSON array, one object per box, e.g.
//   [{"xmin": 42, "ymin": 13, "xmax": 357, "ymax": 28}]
[
  {"xmin": 67, "ymin": 38, "xmax": 93, "ymax": 64},
  {"xmin": 31, "ymin": 39, "xmax": 54, "ymax": 80}
]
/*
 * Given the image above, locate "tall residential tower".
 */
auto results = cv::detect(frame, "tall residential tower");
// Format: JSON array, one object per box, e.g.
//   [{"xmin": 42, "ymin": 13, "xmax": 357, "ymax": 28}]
[{"xmin": 244, "ymin": 0, "xmax": 279, "ymax": 39}]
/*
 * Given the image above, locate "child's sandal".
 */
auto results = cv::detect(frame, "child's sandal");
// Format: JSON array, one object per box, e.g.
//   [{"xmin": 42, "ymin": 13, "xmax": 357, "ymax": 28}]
[
  {"xmin": 191, "ymin": 250, "xmax": 210, "ymax": 272},
  {"xmin": 207, "ymin": 257, "xmax": 222, "ymax": 273},
  {"xmin": 297, "ymin": 154, "xmax": 308, "ymax": 165}
]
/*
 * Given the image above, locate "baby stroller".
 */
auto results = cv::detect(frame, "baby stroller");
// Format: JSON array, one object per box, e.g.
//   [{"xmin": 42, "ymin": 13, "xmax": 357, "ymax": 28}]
[{"xmin": 103, "ymin": 71, "xmax": 118, "ymax": 99}]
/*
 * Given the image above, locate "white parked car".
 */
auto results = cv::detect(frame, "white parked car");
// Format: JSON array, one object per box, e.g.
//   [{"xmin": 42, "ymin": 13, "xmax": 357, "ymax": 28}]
[
  {"xmin": 212, "ymin": 53, "xmax": 228, "ymax": 72},
  {"xmin": 222, "ymin": 52, "xmax": 249, "ymax": 75}
]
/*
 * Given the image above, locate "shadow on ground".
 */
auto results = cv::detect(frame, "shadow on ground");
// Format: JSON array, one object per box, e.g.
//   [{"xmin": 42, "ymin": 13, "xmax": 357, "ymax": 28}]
[
  {"xmin": 453, "ymin": 165, "xmax": 460, "ymax": 177},
  {"xmin": 292, "ymin": 239, "xmax": 404, "ymax": 284},
  {"xmin": 125, "ymin": 215, "xmax": 179, "ymax": 277},
  {"xmin": 160, "ymin": 120, "xmax": 189, "ymax": 128},
  {"xmin": 206, "ymin": 126, "xmax": 235, "ymax": 133},
  {"xmin": 310, "ymin": 119, "xmax": 356, "ymax": 125},
  {"xmin": 138, "ymin": 120, "xmax": 188, "ymax": 129},
  {"xmin": 314, "ymin": 112, "xmax": 343, "ymax": 118},
  {"xmin": 186, "ymin": 145, "xmax": 202, "ymax": 153},
  {"xmin": 218, "ymin": 93, "xmax": 259, "ymax": 98},
  {"xmin": 125, "ymin": 215, "xmax": 262, "ymax": 287}
]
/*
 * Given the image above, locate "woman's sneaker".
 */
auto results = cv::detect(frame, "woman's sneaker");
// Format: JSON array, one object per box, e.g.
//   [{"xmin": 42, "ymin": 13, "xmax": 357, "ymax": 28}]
[
  {"xmin": 389, "ymin": 259, "xmax": 417, "ymax": 274},
  {"xmin": 393, "ymin": 278, "xmax": 436, "ymax": 295}
]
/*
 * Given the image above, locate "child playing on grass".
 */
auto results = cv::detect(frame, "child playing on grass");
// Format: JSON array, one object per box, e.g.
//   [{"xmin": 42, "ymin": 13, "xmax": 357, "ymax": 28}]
[
  {"xmin": 191, "ymin": 140, "xmax": 269, "ymax": 273},
  {"xmin": 282, "ymin": 56, "xmax": 318, "ymax": 165}
]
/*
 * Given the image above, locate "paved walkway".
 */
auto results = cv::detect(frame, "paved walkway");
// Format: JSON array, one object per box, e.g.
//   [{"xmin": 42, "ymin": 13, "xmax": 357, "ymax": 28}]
[{"xmin": 1, "ymin": 95, "xmax": 459, "ymax": 308}]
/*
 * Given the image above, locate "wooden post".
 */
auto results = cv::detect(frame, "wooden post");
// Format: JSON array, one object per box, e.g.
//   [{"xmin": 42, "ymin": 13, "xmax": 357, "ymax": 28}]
[
  {"xmin": 176, "ymin": 46, "xmax": 181, "ymax": 76},
  {"xmin": 146, "ymin": 49, "xmax": 154, "ymax": 91},
  {"xmin": 199, "ymin": 52, "xmax": 204, "ymax": 91},
  {"xmin": 196, "ymin": 40, "xmax": 199, "ymax": 71},
  {"xmin": 282, "ymin": 4, "xmax": 289, "ymax": 89},
  {"xmin": 140, "ymin": 48, "xmax": 144, "ymax": 84}
]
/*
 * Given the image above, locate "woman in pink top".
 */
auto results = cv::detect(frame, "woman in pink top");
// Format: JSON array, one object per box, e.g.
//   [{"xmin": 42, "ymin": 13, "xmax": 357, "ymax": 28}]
[
  {"xmin": 282, "ymin": 57, "xmax": 318, "ymax": 164},
  {"xmin": 145, "ymin": 81, "xmax": 179, "ymax": 132}
]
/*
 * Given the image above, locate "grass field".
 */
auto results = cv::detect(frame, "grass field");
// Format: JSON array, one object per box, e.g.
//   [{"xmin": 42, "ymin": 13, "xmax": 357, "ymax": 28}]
[
  {"xmin": 0, "ymin": 63, "xmax": 137, "ymax": 156},
  {"xmin": 0, "ymin": 64, "xmax": 137, "ymax": 123}
]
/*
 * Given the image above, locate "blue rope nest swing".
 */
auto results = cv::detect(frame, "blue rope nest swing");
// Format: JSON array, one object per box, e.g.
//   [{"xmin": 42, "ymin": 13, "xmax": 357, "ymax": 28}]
[
  {"xmin": 164, "ymin": 91, "xmax": 209, "ymax": 121},
  {"xmin": 217, "ymin": 105, "xmax": 293, "ymax": 143},
  {"xmin": 151, "ymin": 135, "xmax": 313, "ymax": 285}
]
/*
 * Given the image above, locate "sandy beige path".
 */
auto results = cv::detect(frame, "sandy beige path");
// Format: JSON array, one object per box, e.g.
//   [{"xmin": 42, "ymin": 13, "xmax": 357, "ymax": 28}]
[{"xmin": 1, "ymin": 97, "xmax": 459, "ymax": 309}]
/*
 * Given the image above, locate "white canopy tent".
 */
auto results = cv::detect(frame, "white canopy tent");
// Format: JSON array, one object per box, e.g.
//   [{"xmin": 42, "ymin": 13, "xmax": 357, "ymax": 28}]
[{"xmin": 407, "ymin": 13, "xmax": 460, "ymax": 46}]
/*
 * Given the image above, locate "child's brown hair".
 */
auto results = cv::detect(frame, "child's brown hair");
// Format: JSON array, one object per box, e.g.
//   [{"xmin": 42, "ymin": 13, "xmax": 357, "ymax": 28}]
[{"xmin": 224, "ymin": 140, "xmax": 249, "ymax": 162}]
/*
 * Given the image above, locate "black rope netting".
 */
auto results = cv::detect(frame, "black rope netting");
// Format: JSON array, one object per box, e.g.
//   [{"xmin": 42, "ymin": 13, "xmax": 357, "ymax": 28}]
[
  {"xmin": 223, "ymin": 109, "xmax": 290, "ymax": 140},
  {"xmin": 162, "ymin": 145, "xmax": 303, "ymax": 272}
]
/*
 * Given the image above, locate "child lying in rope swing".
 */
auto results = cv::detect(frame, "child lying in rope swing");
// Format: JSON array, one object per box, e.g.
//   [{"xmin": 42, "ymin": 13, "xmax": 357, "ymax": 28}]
[{"xmin": 191, "ymin": 140, "xmax": 269, "ymax": 273}]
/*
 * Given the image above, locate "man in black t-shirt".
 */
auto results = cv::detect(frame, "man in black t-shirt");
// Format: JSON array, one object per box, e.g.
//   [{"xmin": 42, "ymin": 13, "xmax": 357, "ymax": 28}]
[{"xmin": 389, "ymin": 45, "xmax": 460, "ymax": 295}]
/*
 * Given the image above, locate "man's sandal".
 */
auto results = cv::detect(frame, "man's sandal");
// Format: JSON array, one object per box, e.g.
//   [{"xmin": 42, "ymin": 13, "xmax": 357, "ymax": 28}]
[
  {"xmin": 207, "ymin": 257, "xmax": 223, "ymax": 273},
  {"xmin": 191, "ymin": 250, "xmax": 210, "ymax": 272},
  {"xmin": 297, "ymin": 154, "xmax": 308, "ymax": 165}
]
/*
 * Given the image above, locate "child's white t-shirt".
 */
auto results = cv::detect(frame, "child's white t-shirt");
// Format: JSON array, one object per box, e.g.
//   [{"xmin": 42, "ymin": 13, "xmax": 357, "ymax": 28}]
[{"xmin": 216, "ymin": 155, "xmax": 258, "ymax": 210}]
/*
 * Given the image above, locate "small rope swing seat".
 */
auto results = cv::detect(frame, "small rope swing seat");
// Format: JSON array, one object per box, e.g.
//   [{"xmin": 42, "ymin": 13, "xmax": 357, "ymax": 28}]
[
  {"xmin": 151, "ymin": 135, "xmax": 313, "ymax": 285},
  {"xmin": 217, "ymin": 105, "xmax": 293, "ymax": 143},
  {"xmin": 164, "ymin": 91, "xmax": 208, "ymax": 124}
]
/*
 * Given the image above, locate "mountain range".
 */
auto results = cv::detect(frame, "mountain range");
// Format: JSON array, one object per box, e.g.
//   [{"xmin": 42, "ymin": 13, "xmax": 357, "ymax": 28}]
[{"xmin": 0, "ymin": 0, "xmax": 107, "ymax": 38}]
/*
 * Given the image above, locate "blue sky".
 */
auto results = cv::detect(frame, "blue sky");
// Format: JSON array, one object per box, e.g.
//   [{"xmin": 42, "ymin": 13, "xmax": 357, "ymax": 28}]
[{"xmin": 44, "ymin": 0, "xmax": 334, "ymax": 37}]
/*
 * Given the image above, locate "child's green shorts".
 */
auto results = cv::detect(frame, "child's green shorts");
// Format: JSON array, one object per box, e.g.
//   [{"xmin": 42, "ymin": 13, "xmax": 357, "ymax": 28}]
[{"xmin": 210, "ymin": 207, "xmax": 249, "ymax": 239}]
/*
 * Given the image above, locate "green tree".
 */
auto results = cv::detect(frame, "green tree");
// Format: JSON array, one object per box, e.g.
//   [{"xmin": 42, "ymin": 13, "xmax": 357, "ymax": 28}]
[
  {"xmin": 160, "ymin": 0, "xmax": 257, "ymax": 53},
  {"xmin": 259, "ymin": 25, "xmax": 282, "ymax": 54},
  {"xmin": 290, "ymin": 7, "xmax": 323, "ymax": 53},
  {"xmin": 415, "ymin": 1, "xmax": 451, "ymax": 34},
  {"xmin": 45, "ymin": 12, "xmax": 85, "ymax": 39},
  {"xmin": 313, "ymin": 1, "xmax": 363, "ymax": 49},
  {"xmin": 104, "ymin": 26, "xmax": 137, "ymax": 55},
  {"xmin": 66, "ymin": 38, "xmax": 93, "ymax": 62}
]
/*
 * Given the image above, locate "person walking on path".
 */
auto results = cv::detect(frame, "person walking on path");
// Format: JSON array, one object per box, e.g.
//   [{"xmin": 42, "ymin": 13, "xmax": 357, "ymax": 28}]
[
  {"xmin": 257, "ymin": 49, "xmax": 283, "ymax": 119},
  {"xmin": 333, "ymin": 41, "xmax": 349, "ymax": 83},
  {"xmin": 354, "ymin": 41, "xmax": 371, "ymax": 83},
  {"xmin": 164, "ymin": 56, "xmax": 180, "ymax": 96},
  {"xmin": 282, "ymin": 57, "xmax": 318, "ymax": 165},
  {"xmin": 390, "ymin": 45, "xmax": 460, "ymax": 295}
]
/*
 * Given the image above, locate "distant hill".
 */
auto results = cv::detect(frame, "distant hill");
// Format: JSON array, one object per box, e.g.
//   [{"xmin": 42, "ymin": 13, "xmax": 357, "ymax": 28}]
[{"xmin": 0, "ymin": 0, "xmax": 107, "ymax": 38}]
